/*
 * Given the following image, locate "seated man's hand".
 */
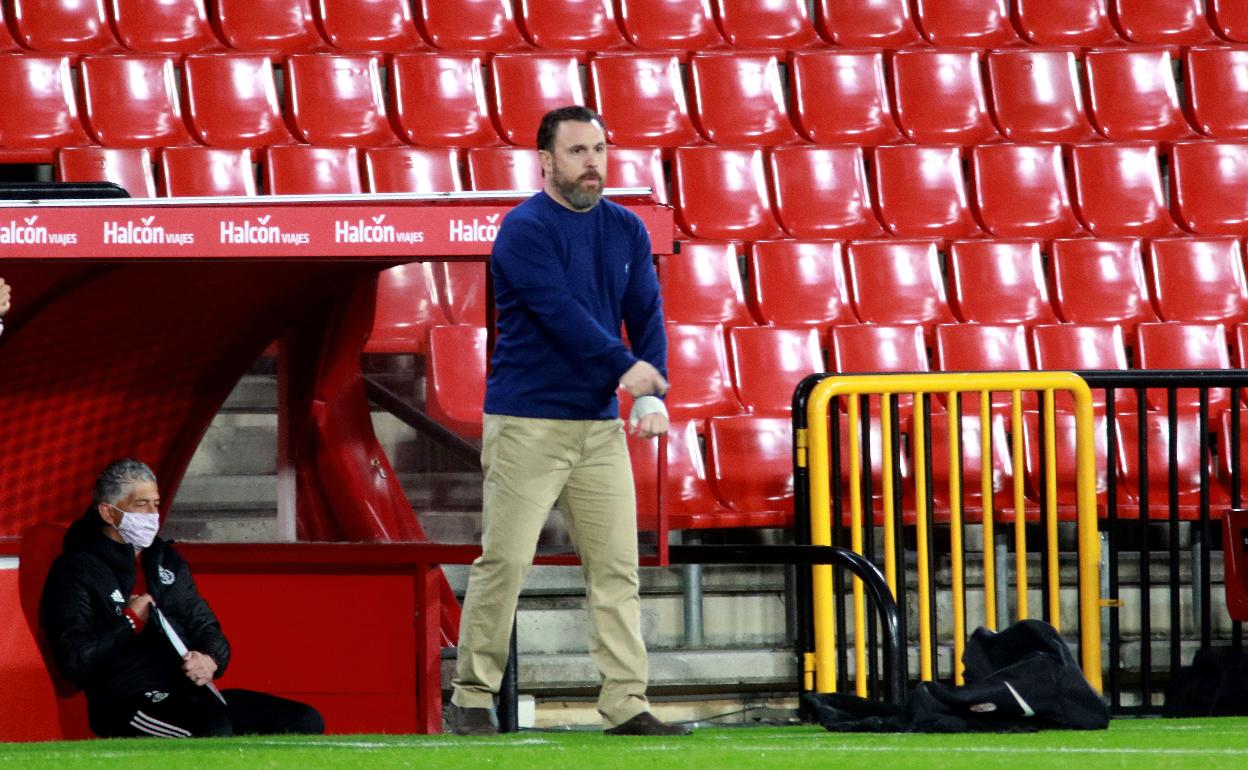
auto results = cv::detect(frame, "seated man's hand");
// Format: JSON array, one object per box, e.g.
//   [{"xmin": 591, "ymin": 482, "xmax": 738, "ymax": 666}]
[
  {"xmin": 0, "ymin": 278, "xmax": 10, "ymax": 316},
  {"xmin": 126, "ymin": 593, "xmax": 154, "ymax": 623},
  {"xmin": 620, "ymin": 361, "xmax": 669, "ymax": 398},
  {"xmin": 182, "ymin": 651, "xmax": 218, "ymax": 686},
  {"xmin": 631, "ymin": 411, "xmax": 668, "ymax": 439}
]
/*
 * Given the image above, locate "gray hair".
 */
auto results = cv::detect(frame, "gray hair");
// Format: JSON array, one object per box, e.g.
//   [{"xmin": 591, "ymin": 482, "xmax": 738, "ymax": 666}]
[{"xmin": 92, "ymin": 459, "xmax": 157, "ymax": 505}]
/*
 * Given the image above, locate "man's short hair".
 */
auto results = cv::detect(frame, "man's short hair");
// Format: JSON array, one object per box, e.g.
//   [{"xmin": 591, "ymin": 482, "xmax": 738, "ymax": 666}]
[
  {"xmin": 536, "ymin": 106, "xmax": 606, "ymax": 152},
  {"xmin": 92, "ymin": 459, "xmax": 157, "ymax": 505}
]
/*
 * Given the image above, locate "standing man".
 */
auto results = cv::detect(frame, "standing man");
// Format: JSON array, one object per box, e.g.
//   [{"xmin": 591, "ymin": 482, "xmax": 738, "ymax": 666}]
[
  {"xmin": 0, "ymin": 277, "xmax": 11, "ymax": 332},
  {"xmin": 447, "ymin": 106, "xmax": 687, "ymax": 737}
]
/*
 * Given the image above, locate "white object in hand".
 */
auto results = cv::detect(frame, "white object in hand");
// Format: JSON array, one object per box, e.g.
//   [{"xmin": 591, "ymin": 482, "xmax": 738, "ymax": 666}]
[{"xmin": 629, "ymin": 395, "xmax": 668, "ymax": 430}]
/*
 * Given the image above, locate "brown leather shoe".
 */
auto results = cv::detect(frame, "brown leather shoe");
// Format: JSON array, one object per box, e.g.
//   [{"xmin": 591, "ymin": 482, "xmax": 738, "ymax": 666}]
[
  {"xmin": 447, "ymin": 703, "xmax": 499, "ymax": 736},
  {"xmin": 603, "ymin": 711, "xmax": 692, "ymax": 736}
]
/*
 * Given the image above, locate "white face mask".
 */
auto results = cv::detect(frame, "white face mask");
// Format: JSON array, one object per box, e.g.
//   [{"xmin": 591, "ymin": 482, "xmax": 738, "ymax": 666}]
[{"xmin": 111, "ymin": 505, "xmax": 160, "ymax": 550}]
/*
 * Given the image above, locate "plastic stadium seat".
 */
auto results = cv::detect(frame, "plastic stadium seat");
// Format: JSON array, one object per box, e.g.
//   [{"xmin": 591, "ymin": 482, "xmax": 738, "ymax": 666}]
[
  {"xmin": 1012, "ymin": 0, "xmax": 1121, "ymax": 46},
  {"xmin": 872, "ymin": 145, "xmax": 982, "ymax": 239},
  {"xmin": 389, "ymin": 54, "xmax": 501, "ymax": 149},
  {"xmin": 789, "ymin": 50, "xmax": 903, "ymax": 145},
  {"xmin": 489, "ymin": 54, "xmax": 584, "ymax": 148},
  {"xmin": 1084, "ymin": 49, "xmax": 1197, "ymax": 143},
  {"xmin": 712, "ymin": 0, "xmax": 821, "ymax": 50},
  {"xmin": 1170, "ymin": 141, "xmax": 1248, "ymax": 234},
  {"xmin": 707, "ymin": 415, "xmax": 796, "ymax": 520},
  {"xmin": 813, "ymin": 0, "xmax": 925, "ymax": 47},
  {"xmin": 985, "ymin": 49, "xmax": 1098, "ymax": 144},
  {"xmin": 659, "ymin": 242, "xmax": 754, "ymax": 327},
  {"xmin": 891, "ymin": 50, "xmax": 999, "ymax": 145},
  {"xmin": 263, "ymin": 146, "xmax": 362, "ymax": 195},
  {"xmin": 846, "ymin": 240, "xmax": 955, "ymax": 338},
  {"xmin": 671, "ymin": 147, "xmax": 784, "ymax": 241},
  {"xmin": 1031, "ymin": 323, "xmax": 1133, "ymax": 412},
  {"xmin": 364, "ymin": 147, "xmax": 463, "ymax": 193},
  {"xmin": 1135, "ymin": 322, "xmax": 1231, "ymax": 413},
  {"xmin": 80, "ymin": 56, "xmax": 193, "ymax": 148},
  {"xmin": 365, "ymin": 264, "xmax": 448, "ymax": 355},
  {"xmin": 1148, "ymin": 237, "xmax": 1248, "ymax": 326},
  {"xmin": 588, "ymin": 54, "xmax": 703, "ymax": 148},
  {"xmin": 1115, "ymin": 410, "xmax": 1229, "ymax": 518},
  {"xmin": 1211, "ymin": 0, "xmax": 1248, "ymax": 42},
  {"xmin": 664, "ymin": 323, "xmax": 743, "ymax": 419},
  {"xmin": 1021, "ymin": 410, "xmax": 1111, "ymax": 514},
  {"xmin": 10, "ymin": 0, "xmax": 121, "ymax": 53},
  {"xmin": 109, "ymin": 0, "xmax": 224, "ymax": 54},
  {"xmin": 284, "ymin": 54, "xmax": 399, "ymax": 147},
  {"xmin": 1070, "ymin": 143, "xmax": 1179, "ymax": 237},
  {"xmin": 56, "ymin": 147, "xmax": 156, "ymax": 198},
  {"xmin": 728, "ymin": 326, "xmax": 823, "ymax": 415},
  {"xmin": 606, "ymin": 147, "xmax": 666, "ymax": 204},
  {"xmin": 466, "ymin": 147, "xmax": 542, "ymax": 191},
  {"xmin": 925, "ymin": 412, "xmax": 1019, "ymax": 520},
  {"xmin": 689, "ymin": 53, "xmax": 801, "ymax": 146},
  {"xmin": 747, "ymin": 240, "xmax": 855, "ymax": 328},
  {"xmin": 426, "ymin": 325, "xmax": 486, "ymax": 438},
  {"xmin": 315, "ymin": 0, "xmax": 428, "ymax": 52},
  {"xmin": 515, "ymin": 0, "xmax": 630, "ymax": 51},
  {"xmin": 615, "ymin": 0, "xmax": 727, "ymax": 52},
  {"xmin": 1109, "ymin": 0, "xmax": 1218, "ymax": 46},
  {"xmin": 182, "ymin": 55, "xmax": 293, "ymax": 149},
  {"xmin": 1049, "ymin": 238, "xmax": 1158, "ymax": 330},
  {"xmin": 913, "ymin": 0, "xmax": 1023, "ymax": 47},
  {"xmin": 0, "ymin": 5, "xmax": 18, "ymax": 52},
  {"xmin": 1239, "ymin": 324, "xmax": 1248, "ymax": 367},
  {"xmin": 971, "ymin": 144, "xmax": 1085, "ymax": 239},
  {"xmin": 158, "ymin": 147, "xmax": 256, "ymax": 196},
  {"xmin": 439, "ymin": 263, "xmax": 486, "ymax": 326},
  {"xmin": 934, "ymin": 323, "xmax": 1033, "ymax": 416},
  {"xmin": 947, "ymin": 240, "xmax": 1059, "ymax": 326},
  {"xmin": 213, "ymin": 0, "xmax": 328, "ymax": 55},
  {"xmin": 0, "ymin": 55, "xmax": 91, "ymax": 155},
  {"xmin": 414, "ymin": 0, "xmax": 529, "ymax": 52},
  {"xmin": 768, "ymin": 146, "xmax": 885, "ymax": 239},
  {"xmin": 1186, "ymin": 47, "xmax": 1248, "ymax": 139},
  {"xmin": 628, "ymin": 416, "xmax": 736, "ymax": 530},
  {"xmin": 830, "ymin": 324, "xmax": 929, "ymax": 374},
  {"xmin": 1218, "ymin": 408, "xmax": 1248, "ymax": 495}
]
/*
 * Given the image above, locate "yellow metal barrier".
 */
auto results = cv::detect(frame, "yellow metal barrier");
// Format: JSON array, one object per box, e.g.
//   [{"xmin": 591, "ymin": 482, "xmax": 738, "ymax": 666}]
[{"xmin": 802, "ymin": 372, "xmax": 1102, "ymax": 694}]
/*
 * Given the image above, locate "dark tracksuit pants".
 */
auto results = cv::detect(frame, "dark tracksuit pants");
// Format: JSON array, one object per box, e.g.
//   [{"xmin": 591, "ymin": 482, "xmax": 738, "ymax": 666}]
[{"xmin": 89, "ymin": 683, "xmax": 324, "ymax": 738}]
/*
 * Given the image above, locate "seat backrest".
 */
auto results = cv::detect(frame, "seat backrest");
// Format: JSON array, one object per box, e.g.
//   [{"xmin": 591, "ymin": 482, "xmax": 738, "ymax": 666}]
[
  {"xmin": 1084, "ymin": 49, "xmax": 1197, "ymax": 142},
  {"xmin": 831, "ymin": 323, "xmax": 929, "ymax": 374},
  {"xmin": 1148, "ymin": 237, "xmax": 1248, "ymax": 325},
  {"xmin": 56, "ymin": 147, "xmax": 156, "ymax": 198},
  {"xmin": 588, "ymin": 53, "xmax": 701, "ymax": 148},
  {"xmin": 10, "ymin": 0, "xmax": 120, "ymax": 53},
  {"xmin": 465, "ymin": 147, "xmax": 542, "ymax": 191},
  {"xmin": 183, "ymin": 54, "xmax": 292, "ymax": 149},
  {"xmin": 80, "ymin": 55, "xmax": 192, "ymax": 148},
  {"xmin": 660, "ymin": 241, "xmax": 753, "ymax": 327},
  {"xmin": 711, "ymin": 0, "xmax": 820, "ymax": 49},
  {"xmin": 515, "ymin": 0, "xmax": 630, "ymax": 50},
  {"xmin": 747, "ymin": 240, "xmax": 854, "ymax": 328},
  {"xmin": 390, "ymin": 53, "xmax": 500, "ymax": 149},
  {"xmin": 414, "ymin": 0, "xmax": 530, "ymax": 51},
  {"xmin": 970, "ymin": 143, "xmax": 1084, "ymax": 239},
  {"xmin": 363, "ymin": 147, "xmax": 462, "ymax": 194},
  {"xmin": 891, "ymin": 49, "xmax": 999, "ymax": 145},
  {"xmin": 627, "ymin": 415, "xmax": 730, "ymax": 527},
  {"xmin": 689, "ymin": 52, "xmax": 800, "ymax": 146},
  {"xmin": 1021, "ymin": 410, "xmax": 1110, "ymax": 508},
  {"xmin": 1210, "ymin": 0, "xmax": 1248, "ymax": 43},
  {"xmin": 1114, "ymin": 410, "xmax": 1225, "ymax": 513},
  {"xmin": 315, "ymin": 0, "xmax": 428, "ymax": 51},
  {"xmin": 728, "ymin": 326, "xmax": 823, "ymax": 415},
  {"xmin": 1070, "ymin": 143, "xmax": 1179, "ymax": 237},
  {"xmin": 263, "ymin": 145, "xmax": 362, "ymax": 195},
  {"xmin": 706, "ymin": 415, "xmax": 796, "ymax": 517},
  {"xmin": 606, "ymin": 147, "xmax": 666, "ymax": 204},
  {"xmin": 366, "ymin": 263, "xmax": 447, "ymax": 355},
  {"xmin": 159, "ymin": 147, "xmax": 257, "ymax": 197},
  {"xmin": 934, "ymin": 323, "xmax": 1031, "ymax": 373},
  {"xmin": 1185, "ymin": 47, "xmax": 1248, "ymax": 139},
  {"xmin": 789, "ymin": 49, "xmax": 902, "ymax": 145},
  {"xmin": 1135, "ymin": 321, "xmax": 1231, "ymax": 412},
  {"xmin": 426, "ymin": 325, "xmax": 487, "ymax": 438},
  {"xmin": 0, "ymin": 3, "xmax": 21, "ymax": 51},
  {"xmin": 925, "ymin": 412, "xmax": 1015, "ymax": 511},
  {"xmin": 912, "ymin": 0, "xmax": 1021, "ymax": 46},
  {"xmin": 1050, "ymin": 238, "xmax": 1157, "ymax": 329},
  {"xmin": 768, "ymin": 145, "xmax": 884, "ymax": 239},
  {"xmin": 1032, "ymin": 323, "xmax": 1133, "ymax": 413},
  {"xmin": 212, "ymin": 0, "xmax": 327, "ymax": 55},
  {"xmin": 672, "ymin": 146, "xmax": 784, "ymax": 241},
  {"xmin": 1012, "ymin": 0, "xmax": 1121, "ymax": 45},
  {"xmin": 1170, "ymin": 141, "xmax": 1248, "ymax": 235},
  {"xmin": 0, "ymin": 54, "xmax": 90, "ymax": 150},
  {"xmin": 814, "ymin": 0, "xmax": 924, "ymax": 46},
  {"xmin": 615, "ymin": 0, "xmax": 727, "ymax": 51},
  {"xmin": 439, "ymin": 262, "xmax": 487, "ymax": 326},
  {"xmin": 947, "ymin": 239, "xmax": 1058, "ymax": 326},
  {"xmin": 872, "ymin": 145, "xmax": 982, "ymax": 238},
  {"xmin": 985, "ymin": 49, "xmax": 1097, "ymax": 143},
  {"xmin": 847, "ymin": 240, "xmax": 954, "ymax": 338},
  {"xmin": 284, "ymin": 54, "xmax": 398, "ymax": 147},
  {"xmin": 664, "ymin": 323, "xmax": 742, "ymax": 420},
  {"xmin": 109, "ymin": 0, "xmax": 222, "ymax": 54},
  {"xmin": 489, "ymin": 53, "xmax": 584, "ymax": 147},
  {"xmin": 1109, "ymin": 0, "xmax": 1217, "ymax": 46}
]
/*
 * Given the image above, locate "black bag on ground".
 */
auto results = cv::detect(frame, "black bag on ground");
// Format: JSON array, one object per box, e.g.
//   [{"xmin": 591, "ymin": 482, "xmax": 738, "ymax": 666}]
[
  {"xmin": 1163, "ymin": 647, "xmax": 1248, "ymax": 717},
  {"xmin": 805, "ymin": 619, "xmax": 1110, "ymax": 733}
]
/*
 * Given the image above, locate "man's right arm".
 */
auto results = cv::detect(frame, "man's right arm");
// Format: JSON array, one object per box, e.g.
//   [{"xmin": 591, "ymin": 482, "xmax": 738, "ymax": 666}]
[{"xmin": 41, "ymin": 562, "xmax": 136, "ymax": 683}]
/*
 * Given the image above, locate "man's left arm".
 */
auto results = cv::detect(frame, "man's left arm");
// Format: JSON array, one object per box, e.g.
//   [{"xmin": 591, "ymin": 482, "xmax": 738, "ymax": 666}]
[
  {"xmin": 620, "ymin": 222, "xmax": 669, "ymax": 438},
  {"xmin": 168, "ymin": 556, "xmax": 230, "ymax": 679}
]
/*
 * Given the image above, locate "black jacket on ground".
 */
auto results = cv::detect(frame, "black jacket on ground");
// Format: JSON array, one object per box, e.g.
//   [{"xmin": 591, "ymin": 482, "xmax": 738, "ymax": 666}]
[{"xmin": 40, "ymin": 508, "xmax": 231, "ymax": 709}]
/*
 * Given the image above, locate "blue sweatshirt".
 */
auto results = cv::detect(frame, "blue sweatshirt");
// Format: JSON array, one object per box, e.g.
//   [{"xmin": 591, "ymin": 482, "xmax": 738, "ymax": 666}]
[{"xmin": 484, "ymin": 191, "xmax": 667, "ymax": 420}]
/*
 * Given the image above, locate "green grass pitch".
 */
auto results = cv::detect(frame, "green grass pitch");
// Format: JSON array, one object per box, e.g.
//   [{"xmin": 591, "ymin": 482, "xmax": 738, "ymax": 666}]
[{"xmin": 2, "ymin": 720, "xmax": 1246, "ymax": 769}]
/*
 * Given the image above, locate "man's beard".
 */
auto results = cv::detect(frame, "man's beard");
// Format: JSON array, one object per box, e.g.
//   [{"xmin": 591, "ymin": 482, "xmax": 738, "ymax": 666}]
[{"xmin": 553, "ymin": 168, "xmax": 604, "ymax": 210}]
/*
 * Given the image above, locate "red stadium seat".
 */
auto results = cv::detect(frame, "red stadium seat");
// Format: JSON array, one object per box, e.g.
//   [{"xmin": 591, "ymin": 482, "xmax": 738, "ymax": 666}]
[
  {"xmin": 0, "ymin": 5, "xmax": 19, "ymax": 52},
  {"xmin": 490, "ymin": 53, "xmax": 584, "ymax": 148},
  {"xmin": 438, "ymin": 263, "xmax": 486, "ymax": 326},
  {"xmin": 1218, "ymin": 408, "xmax": 1248, "ymax": 496},
  {"xmin": 985, "ymin": 49, "xmax": 1098, "ymax": 144},
  {"xmin": 389, "ymin": 54, "xmax": 502, "ymax": 149},
  {"xmin": 1210, "ymin": 0, "xmax": 1248, "ymax": 42},
  {"xmin": 365, "ymin": 264, "xmax": 448, "ymax": 355},
  {"xmin": 158, "ymin": 147, "xmax": 256, "ymax": 196},
  {"xmin": 56, "ymin": 147, "xmax": 156, "ymax": 198},
  {"xmin": 847, "ymin": 240, "xmax": 955, "ymax": 339},
  {"xmin": 606, "ymin": 147, "xmax": 666, "ymax": 204},
  {"xmin": 1012, "ymin": 0, "xmax": 1121, "ymax": 46},
  {"xmin": 971, "ymin": 144, "xmax": 1085, "ymax": 239},
  {"xmin": 789, "ymin": 50, "xmax": 903, "ymax": 145},
  {"xmin": 891, "ymin": 49, "xmax": 999, "ymax": 145},
  {"xmin": 768, "ymin": 145, "xmax": 885, "ymax": 239},
  {"xmin": 671, "ymin": 147, "xmax": 784, "ymax": 241},
  {"xmin": 9, "ymin": 0, "xmax": 121, "ymax": 53},
  {"xmin": 1021, "ymin": 410, "xmax": 1111, "ymax": 515},
  {"xmin": 109, "ymin": 0, "xmax": 224, "ymax": 54},
  {"xmin": 1170, "ymin": 141, "xmax": 1248, "ymax": 234},
  {"xmin": 426, "ymin": 325, "xmax": 486, "ymax": 438},
  {"xmin": 182, "ymin": 54, "xmax": 293, "ymax": 149},
  {"xmin": 664, "ymin": 323, "xmax": 743, "ymax": 420},
  {"xmin": 1084, "ymin": 49, "xmax": 1197, "ymax": 142},
  {"xmin": 414, "ymin": 0, "xmax": 529, "ymax": 52},
  {"xmin": 747, "ymin": 240, "xmax": 855, "ymax": 328},
  {"xmin": 728, "ymin": 326, "xmax": 823, "ymax": 415},
  {"xmin": 689, "ymin": 53, "xmax": 801, "ymax": 146},
  {"xmin": 1148, "ymin": 237, "xmax": 1248, "ymax": 325},
  {"xmin": 0, "ymin": 55, "xmax": 91, "ymax": 156},
  {"xmin": 1238, "ymin": 324, "xmax": 1248, "ymax": 367},
  {"xmin": 364, "ymin": 147, "xmax": 462, "ymax": 193},
  {"xmin": 1070, "ymin": 143, "xmax": 1179, "ymax": 237},
  {"xmin": 315, "ymin": 0, "xmax": 429, "ymax": 52},
  {"xmin": 830, "ymin": 324, "xmax": 929, "ymax": 374},
  {"xmin": 934, "ymin": 323, "xmax": 1033, "ymax": 416},
  {"xmin": 913, "ymin": 0, "xmax": 1022, "ymax": 47},
  {"xmin": 1115, "ymin": 410, "xmax": 1229, "ymax": 518},
  {"xmin": 1135, "ymin": 322, "xmax": 1231, "ymax": 413},
  {"xmin": 212, "ymin": 0, "xmax": 328, "ymax": 55},
  {"xmin": 927, "ymin": 412, "xmax": 1016, "ymax": 520},
  {"xmin": 628, "ymin": 416, "xmax": 736, "ymax": 530},
  {"xmin": 615, "ymin": 0, "xmax": 727, "ymax": 53},
  {"xmin": 706, "ymin": 415, "xmax": 796, "ymax": 522},
  {"xmin": 712, "ymin": 0, "xmax": 821, "ymax": 50},
  {"xmin": 1187, "ymin": 47, "xmax": 1248, "ymax": 139},
  {"xmin": 1109, "ymin": 0, "xmax": 1218, "ymax": 46},
  {"xmin": 1049, "ymin": 238, "xmax": 1158, "ymax": 330},
  {"xmin": 80, "ymin": 55, "xmax": 193, "ymax": 148},
  {"xmin": 872, "ymin": 145, "xmax": 982, "ymax": 239},
  {"xmin": 263, "ymin": 146, "xmax": 362, "ymax": 195},
  {"xmin": 1031, "ymin": 323, "xmax": 1133, "ymax": 412},
  {"xmin": 588, "ymin": 54, "xmax": 703, "ymax": 148},
  {"xmin": 659, "ymin": 242, "xmax": 754, "ymax": 327},
  {"xmin": 465, "ymin": 147, "xmax": 542, "ymax": 191},
  {"xmin": 813, "ymin": 0, "xmax": 925, "ymax": 47},
  {"xmin": 515, "ymin": 0, "xmax": 630, "ymax": 51},
  {"xmin": 948, "ymin": 240, "xmax": 1059, "ymax": 326},
  {"xmin": 284, "ymin": 54, "xmax": 400, "ymax": 147}
]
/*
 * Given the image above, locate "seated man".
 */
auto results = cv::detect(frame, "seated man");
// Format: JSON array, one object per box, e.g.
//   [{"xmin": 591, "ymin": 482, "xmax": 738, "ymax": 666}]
[{"xmin": 41, "ymin": 458, "xmax": 325, "ymax": 738}]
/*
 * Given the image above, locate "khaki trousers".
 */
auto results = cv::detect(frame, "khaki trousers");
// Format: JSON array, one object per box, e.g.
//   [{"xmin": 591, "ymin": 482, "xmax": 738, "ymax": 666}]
[{"xmin": 450, "ymin": 414, "xmax": 650, "ymax": 727}]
